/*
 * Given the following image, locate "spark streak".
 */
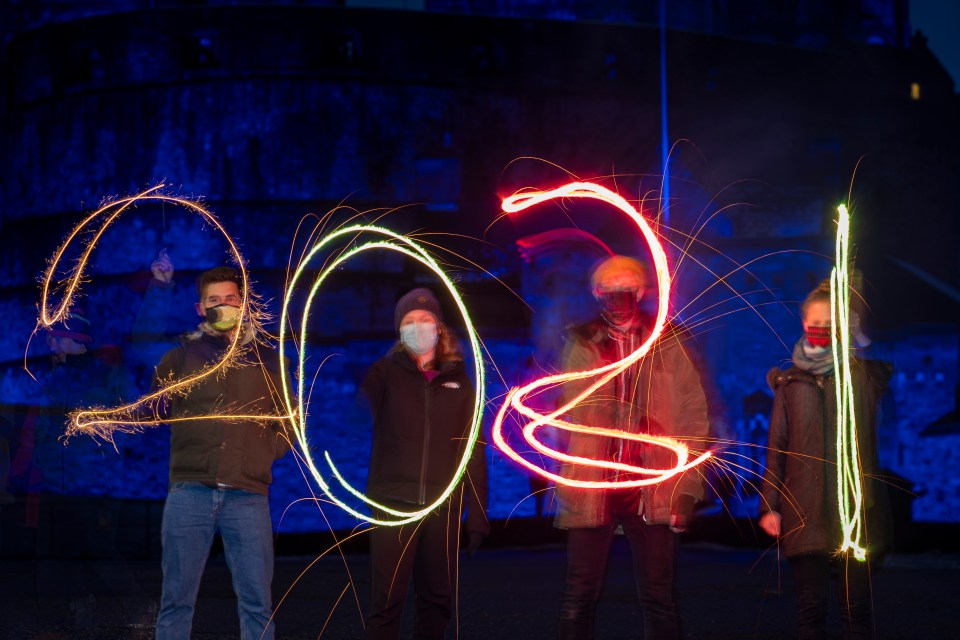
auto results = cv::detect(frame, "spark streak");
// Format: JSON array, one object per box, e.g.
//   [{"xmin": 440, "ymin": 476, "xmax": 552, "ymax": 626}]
[
  {"xmin": 491, "ymin": 182, "xmax": 711, "ymax": 487},
  {"xmin": 38, "ymin": 186, "xmax": 481, "ymax": 527},
  {"xmin": 831, "ymin": 204, "xmax": 866, "ymax": 560},
  {"xmin": 279, "ymin": 225, "xmax": 485, "ymax": 526},
  {"xmin": 34, "ymin": 185, "xmax": 291, "ymax": 442}
]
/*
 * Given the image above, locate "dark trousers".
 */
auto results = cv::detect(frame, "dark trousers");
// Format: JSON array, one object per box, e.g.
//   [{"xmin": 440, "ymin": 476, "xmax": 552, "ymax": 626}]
[
  {"xmin": 559, "ymin": 493, "xmax": 679, "ymax": 640},
  {"xmin": 790, "ymin": 553, "xmax": 875, "ymax": 640},
  {"xmin": 366, "ymin": 499, "xmax": 460, "ymax": 640}
]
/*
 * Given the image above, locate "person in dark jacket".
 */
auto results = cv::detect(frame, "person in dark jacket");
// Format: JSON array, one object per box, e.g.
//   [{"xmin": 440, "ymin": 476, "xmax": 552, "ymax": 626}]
[
  {"xmin": 142, "ymin": 255, "xmax": 291, "ymax": 640},
  {"xmin": 759, "ymin": 280, "xmax": 892, "ymax": 640},
  {"xmin": 363, "ymin": 287, "xmax": 489, "ymax": 640},
  {"xmin": 556, "ymin": 256, "xmax": 709, "ymax": 640}
]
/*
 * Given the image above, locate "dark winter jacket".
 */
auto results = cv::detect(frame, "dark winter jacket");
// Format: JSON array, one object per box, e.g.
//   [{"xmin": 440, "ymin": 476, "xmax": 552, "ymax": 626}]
[
  {"xmin": 761, "ymin": 358, "xmax": 893, "ymax": 559},
  {"xmin": 362, "ymin": 348, "xmax": 489, "ymax": 536},
  {"xmin": 135, "ymin": 279, "xmax": 291, "ymax": 496},
  {"xmin": 554, "ymin": 319, "xmax": 710, "ymax": 529},
  {"xmin": 153, "ymin": 331, "xmax": 291, "ymax": 496}
]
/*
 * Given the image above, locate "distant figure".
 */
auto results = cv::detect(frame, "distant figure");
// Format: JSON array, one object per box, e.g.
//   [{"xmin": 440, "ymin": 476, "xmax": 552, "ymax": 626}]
[
  {"xmin": 11, "ymin": 306, "xmax": 135, "ymax": 527},
  {"xmin": 759, "ymin": 280, "xmax": 892, "ymax": 640},
  {"xmin": 362, "ymin": 287, "xmax": 489, "ymax": 640},
  {"xmin": 555, "ymin": 255, "xmax": 709, "ymax": 640},
  {"xmin": 140, "ymin": 253, "xmax": 292, "ymax": 640}
]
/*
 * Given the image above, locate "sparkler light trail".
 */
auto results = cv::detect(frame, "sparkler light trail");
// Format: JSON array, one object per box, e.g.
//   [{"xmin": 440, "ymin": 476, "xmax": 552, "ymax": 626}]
[
  {"xmin": 491, "ymin": 182, "xmax": 711, "ymax": 488},
  {"xmin": 36, "ymin": 186, "xmax": 482, "ymax": 527},
  {"xmin": 33, "ymin": 185, "xmax": 291, "ymax": 443},
  {"xmin": 830, "ymin": 203, "xmax": 867, "ymax": 560},
  {"xmin": 279, "ymin": 224, "xmax": 485, "ymax": 526}
]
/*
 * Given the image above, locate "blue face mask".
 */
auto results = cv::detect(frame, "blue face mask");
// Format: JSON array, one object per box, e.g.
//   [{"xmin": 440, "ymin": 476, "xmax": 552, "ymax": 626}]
[{"xmin": 400, "ymin": 321, "xmax": 438, "ymax": 355}]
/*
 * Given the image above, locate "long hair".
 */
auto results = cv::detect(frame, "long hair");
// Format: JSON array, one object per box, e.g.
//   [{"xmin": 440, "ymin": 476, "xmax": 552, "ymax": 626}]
[{"xmin": 390, "ymin": 321, "xmax": 463, "ymax": 368}]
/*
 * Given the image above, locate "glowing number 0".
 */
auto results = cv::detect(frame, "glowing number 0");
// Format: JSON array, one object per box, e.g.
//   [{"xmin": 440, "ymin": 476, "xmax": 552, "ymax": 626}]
[{"xmin": 279, "ymin": 225, "xmax": 485, "ymax": 526}]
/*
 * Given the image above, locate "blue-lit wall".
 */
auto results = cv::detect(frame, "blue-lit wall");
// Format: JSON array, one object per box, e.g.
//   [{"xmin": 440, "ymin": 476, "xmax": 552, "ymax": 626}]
[{"xmin": 1, "ymin": 3, "xmax": 957, "ymax": 549}]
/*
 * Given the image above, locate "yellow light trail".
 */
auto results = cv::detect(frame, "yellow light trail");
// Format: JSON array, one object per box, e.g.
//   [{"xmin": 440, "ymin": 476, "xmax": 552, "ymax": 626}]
[
  {"xmin": 831, "ymin": 203, "xmax": 866, "ymax": 560},
  {"xmin": 279, "ymin": 224, "xmax": 485, "ymax": 526}
]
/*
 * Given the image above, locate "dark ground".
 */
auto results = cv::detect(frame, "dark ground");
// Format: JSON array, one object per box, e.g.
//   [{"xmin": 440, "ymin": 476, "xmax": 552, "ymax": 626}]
[{"xmin": 1, "ymin": 534, "xmax": 958, "ymax": 640}]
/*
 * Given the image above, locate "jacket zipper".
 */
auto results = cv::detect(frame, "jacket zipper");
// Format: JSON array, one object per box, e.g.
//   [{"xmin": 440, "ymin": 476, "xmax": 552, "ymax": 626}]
[{"xmin": 419, "ymin": 382, "xmax": 431, "ymax": 505}]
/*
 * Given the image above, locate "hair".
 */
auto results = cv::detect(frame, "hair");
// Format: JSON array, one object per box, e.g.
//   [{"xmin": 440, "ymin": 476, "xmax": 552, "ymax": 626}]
[
  {"xmin": 590, "ymin": 255, "xmax": 647, "ymax": 291},
  {"xmin": 800, "ymin": 279, "xmax": 832, "ymax": 321},
  {"xmin": 196, "ymin": 266, "xmax": 244, "ymax": 301},
  {"xmin": 391, "ymin": 320, "xmax": 464, "ymax": 368},
  {"xmin": 801, "ymin": 275, "xmax": 869, "ymax": 322}
]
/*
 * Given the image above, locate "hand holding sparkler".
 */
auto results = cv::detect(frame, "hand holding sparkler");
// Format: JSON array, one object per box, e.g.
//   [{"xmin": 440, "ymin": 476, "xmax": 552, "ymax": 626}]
[{"xmin": 151, "ymin": 249, "xmax": 174, "ymax": 284}]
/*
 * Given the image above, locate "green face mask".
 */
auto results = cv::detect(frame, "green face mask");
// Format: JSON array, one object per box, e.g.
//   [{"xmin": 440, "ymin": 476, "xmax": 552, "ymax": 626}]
[{"xmin": 205, "ymin": 304, "xmax": 241, "ymax": 332}]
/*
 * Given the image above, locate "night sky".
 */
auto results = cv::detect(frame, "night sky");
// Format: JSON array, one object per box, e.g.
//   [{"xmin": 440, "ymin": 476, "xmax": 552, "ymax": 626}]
[{"xmin": 911, "ymin": 0, "xmax": 960, "ymax": 89}]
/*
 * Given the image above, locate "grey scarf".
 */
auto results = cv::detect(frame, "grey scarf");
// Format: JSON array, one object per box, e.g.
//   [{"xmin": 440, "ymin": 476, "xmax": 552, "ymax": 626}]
[{"xmin": 791, "ymin": 337, "xmax": 834, "ymax": 376}]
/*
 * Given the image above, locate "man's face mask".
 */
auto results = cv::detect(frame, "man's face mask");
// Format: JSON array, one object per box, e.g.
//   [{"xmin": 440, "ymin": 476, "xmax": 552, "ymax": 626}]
[
  {"xmin": 597, "ymin": 289, "xmax": 641, "ymax": 326},
  {"xmin": 205, "ymin": 304, "xmax": 241, "ymax": 332},
  {"xmin": 400, "ymin": 320, "xmax": 439, "ymax": 355},
  {"xmin": 804, "ymin": 325, "xmax": 833, "ymax": 348}
]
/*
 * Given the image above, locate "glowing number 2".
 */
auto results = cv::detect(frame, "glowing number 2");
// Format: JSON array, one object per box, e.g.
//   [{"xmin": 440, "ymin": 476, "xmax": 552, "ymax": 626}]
[
  {"xmin": 35, "ymin": 185, "xmax": 289, "ymax": 442},
  {"xmin": 491, "ymin": 181, "xmax": 711, "ymax": 488}
]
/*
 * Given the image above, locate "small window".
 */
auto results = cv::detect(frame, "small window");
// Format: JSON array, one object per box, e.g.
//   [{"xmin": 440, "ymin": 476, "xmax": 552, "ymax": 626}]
[{"xmin": 910, "ymin": 82, "xmax": 921, "ymax": 100}]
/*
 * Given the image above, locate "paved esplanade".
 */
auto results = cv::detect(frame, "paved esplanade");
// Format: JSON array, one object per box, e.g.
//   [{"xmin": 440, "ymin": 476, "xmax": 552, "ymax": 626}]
[{"xmin": 1, "ymin": 541, "xmax": 957, "ymax": 639}]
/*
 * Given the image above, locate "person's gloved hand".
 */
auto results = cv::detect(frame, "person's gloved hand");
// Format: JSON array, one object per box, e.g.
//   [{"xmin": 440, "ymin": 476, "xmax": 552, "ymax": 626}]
[
  {"xmin": 669, "ymin": 494, "xmax": 697, "ymax": 533},
  {"xmin": 464, "ymin": 532, "xmax": 485, "ymax": 555}
]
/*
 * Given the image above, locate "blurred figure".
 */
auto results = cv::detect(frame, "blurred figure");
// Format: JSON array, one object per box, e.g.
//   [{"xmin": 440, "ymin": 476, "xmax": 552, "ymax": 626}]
[
  {"xmin": 555, "ymin": 255, "xmax": 709, "ymax": 640},
  {"xmin": 137, "ymin": 253, "xmax": 292, "ymax": 640},
  {"xmin": 363, "ymin": 288, "xmax": 489, "ymax": 640},
  {"xmin": 11, "ymin": 306, "xmax": 135, "ymax": 528},
  {"xmin": 759, "ymin": 280, "xmax": 892, "ymax": 640}
]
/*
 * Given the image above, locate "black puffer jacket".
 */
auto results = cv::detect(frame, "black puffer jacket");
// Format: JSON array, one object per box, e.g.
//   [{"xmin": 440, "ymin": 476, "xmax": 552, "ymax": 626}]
[
  {"xmin": 761, "ymin": 358, "xmax": 893, "ymax": 559},
  {"xmin": 154, "ymin": 332, "xmax": 291, "ymax": 496},
  {"xmin": 362, "ymin": 349, "xmax": 489, "ymax": 535}
]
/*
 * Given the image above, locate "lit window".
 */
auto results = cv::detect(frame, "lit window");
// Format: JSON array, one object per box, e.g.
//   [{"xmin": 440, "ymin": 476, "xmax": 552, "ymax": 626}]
[{"xmin": 910, "ymin": 82, "xmax": 921, "ymax": 100}]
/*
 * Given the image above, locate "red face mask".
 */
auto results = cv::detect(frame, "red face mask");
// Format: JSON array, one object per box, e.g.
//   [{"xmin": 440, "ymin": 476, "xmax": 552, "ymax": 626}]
[
  {"xmin": 598, "ymin": 290, "xmax": 639, "ymax": 326},
  {"xmin": 805, "ymin": 325, "xmax": 833, "ymax": 348}
]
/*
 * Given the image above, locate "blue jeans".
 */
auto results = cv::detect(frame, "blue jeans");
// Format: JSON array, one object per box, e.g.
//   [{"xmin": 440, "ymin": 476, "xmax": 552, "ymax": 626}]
[{"xmin": 156, "ymin": 482, "xmax": 276, "ymax": 640}]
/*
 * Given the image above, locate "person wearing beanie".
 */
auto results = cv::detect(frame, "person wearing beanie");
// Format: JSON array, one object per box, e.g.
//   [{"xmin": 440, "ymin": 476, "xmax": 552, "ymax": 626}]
[
  {"xmin": 362, "ymin": 287, "xmax": 489, "ymax": 640},
  {"xmin": 555, "ymin": 255, "xmax": 709, "ymax": 640}
]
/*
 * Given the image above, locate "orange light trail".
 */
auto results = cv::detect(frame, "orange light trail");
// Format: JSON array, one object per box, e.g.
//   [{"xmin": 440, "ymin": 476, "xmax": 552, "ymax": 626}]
[
  {"xmin": 491, "ymin": 182, "xmax": 711, "ymax": 487},
  {"xmin": 33, "ymin": 185, "xmax": 293, "ymax": 443}
]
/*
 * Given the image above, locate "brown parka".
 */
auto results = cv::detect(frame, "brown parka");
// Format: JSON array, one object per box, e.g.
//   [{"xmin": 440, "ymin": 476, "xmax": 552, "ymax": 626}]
[{"xmin": 554, "ymin": 319, "xmax": 710, "ymax": 530}]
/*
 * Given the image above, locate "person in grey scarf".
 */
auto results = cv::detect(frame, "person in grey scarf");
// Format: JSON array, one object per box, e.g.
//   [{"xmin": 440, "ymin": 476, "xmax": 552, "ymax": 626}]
[{"xmin": 759, "ymin": 280, "xmax": 892, "ymax": 640}]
